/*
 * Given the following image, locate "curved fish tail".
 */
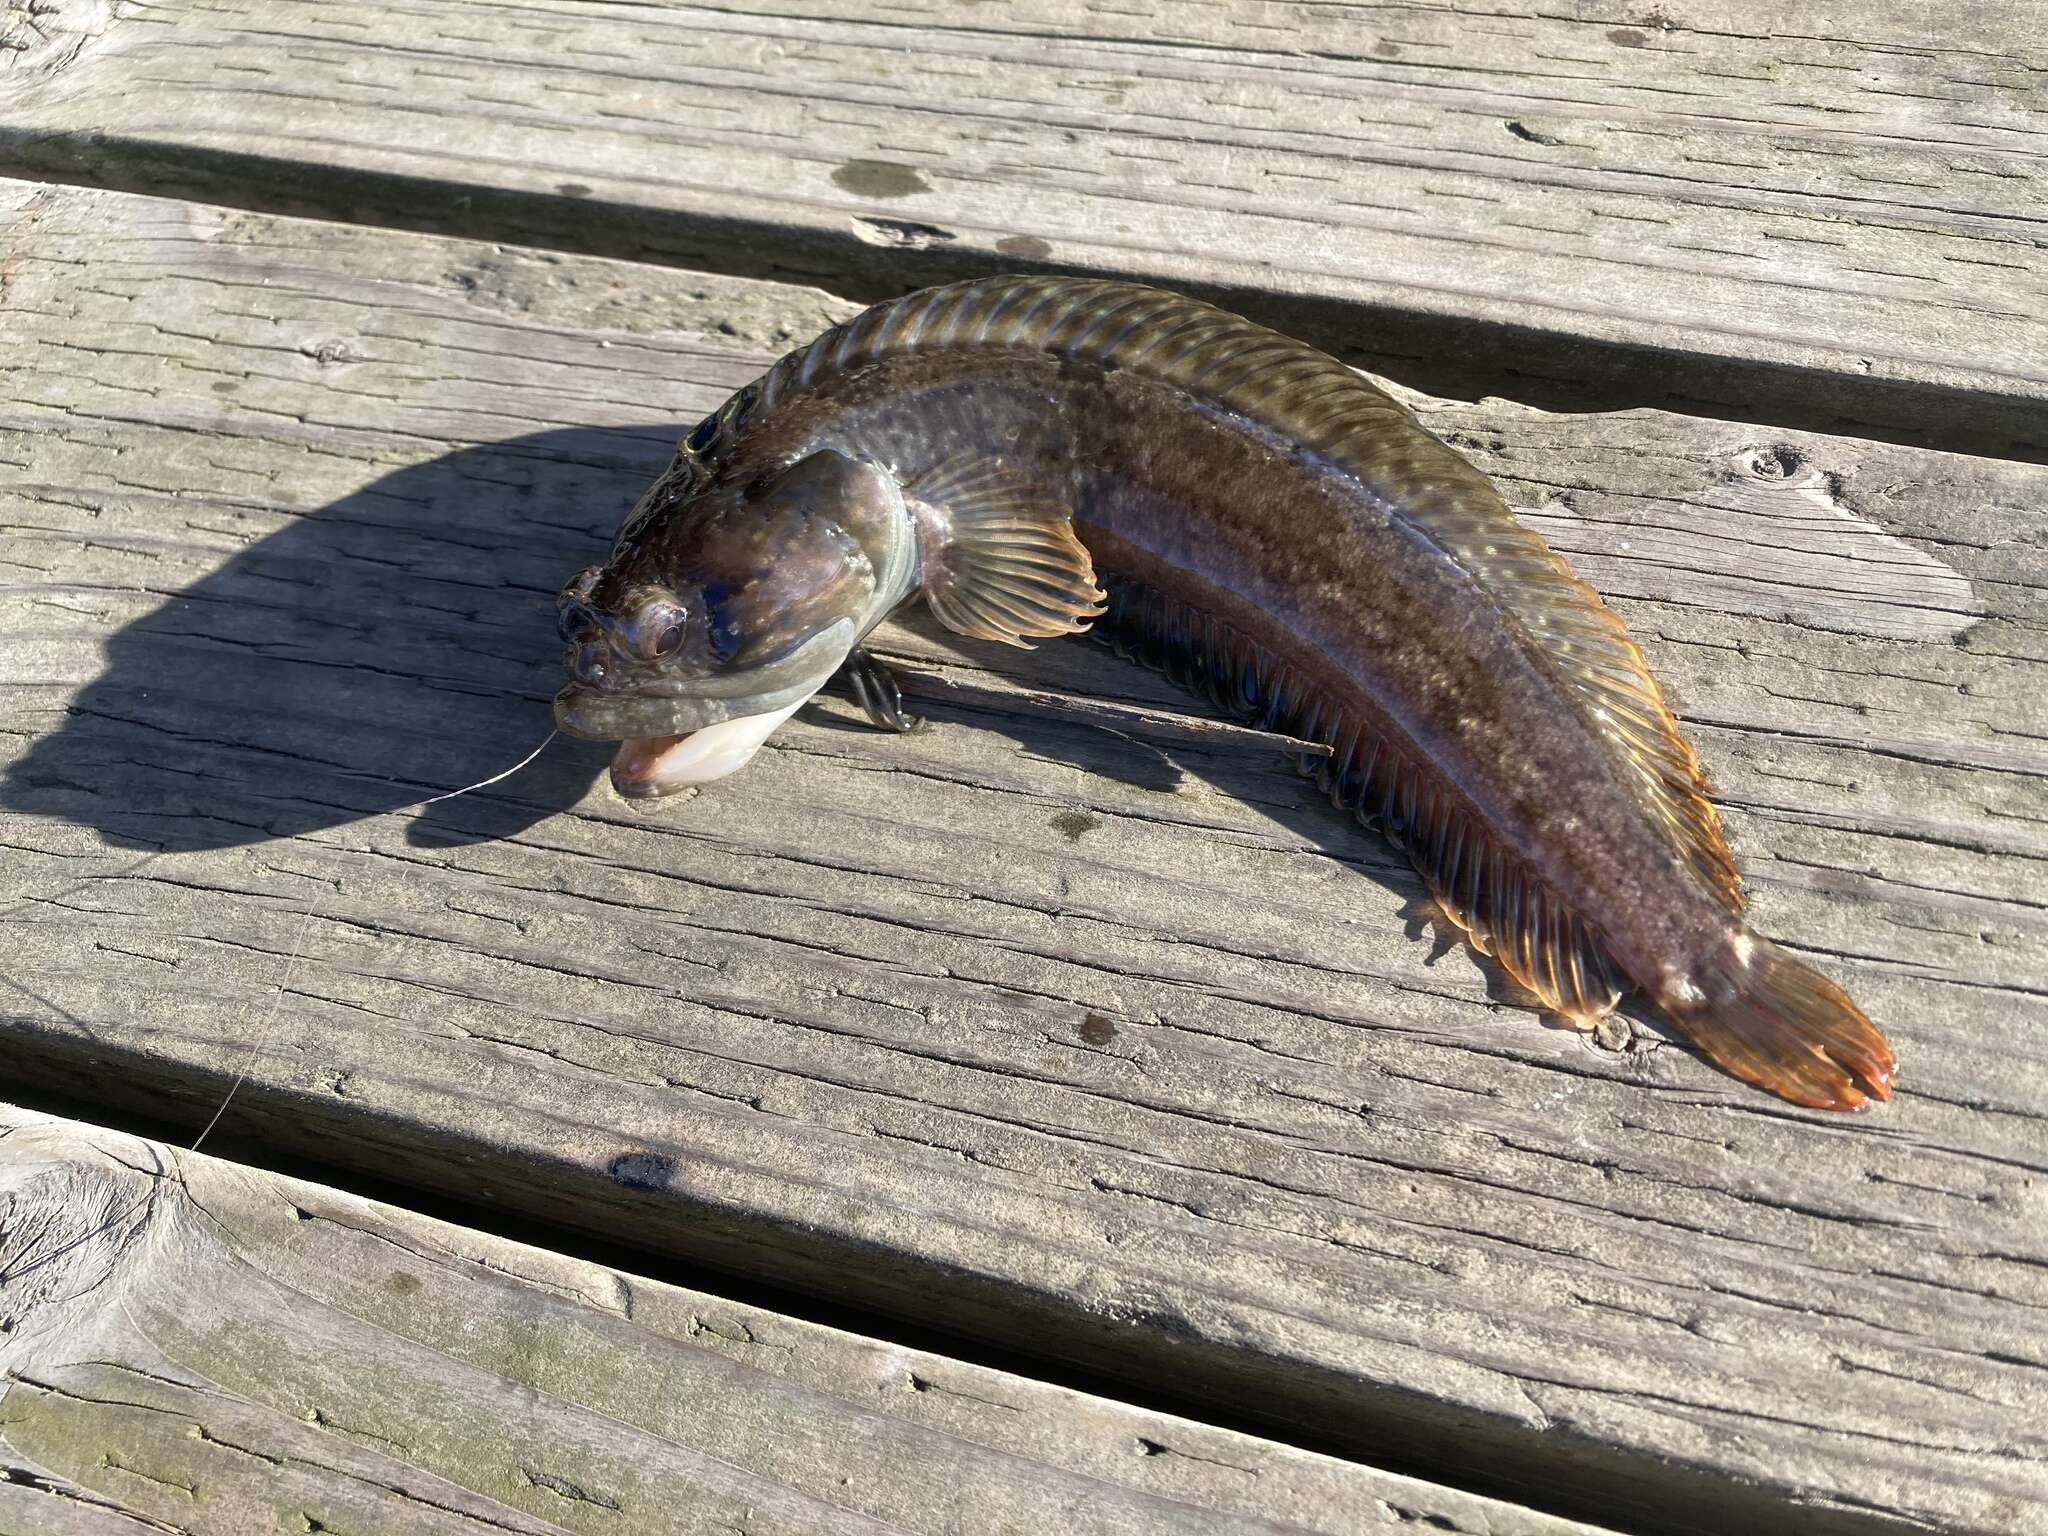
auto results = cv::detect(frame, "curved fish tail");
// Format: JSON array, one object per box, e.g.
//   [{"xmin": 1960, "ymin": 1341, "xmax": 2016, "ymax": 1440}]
[{"xmin": 1660, "ymin": 934, "xmax": 1896, "ymax": 1111}]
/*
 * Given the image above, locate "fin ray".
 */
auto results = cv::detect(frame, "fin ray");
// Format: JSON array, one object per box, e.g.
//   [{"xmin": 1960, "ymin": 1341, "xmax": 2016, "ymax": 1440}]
[
  {"xmin": 1098, "ymin": 574, "xmax": 1624, "ymax": 1025},
  {"xmin": 742, "ymin": 275, "xmax": 1741, "ymax": 910},
  {"xmin": 908, "ymin": 456, "xmax": 1105, "ymax": 649},
  {"xmin": 1659, "ymin": 937, "xmax": 1896, "ymax": 1110}
]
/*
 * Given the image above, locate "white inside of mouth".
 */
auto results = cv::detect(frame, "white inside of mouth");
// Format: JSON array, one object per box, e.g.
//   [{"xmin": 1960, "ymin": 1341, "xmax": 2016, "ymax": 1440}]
[{"xmin": 610, "ymin": 694, "xmax": 812, "ymax": 796}]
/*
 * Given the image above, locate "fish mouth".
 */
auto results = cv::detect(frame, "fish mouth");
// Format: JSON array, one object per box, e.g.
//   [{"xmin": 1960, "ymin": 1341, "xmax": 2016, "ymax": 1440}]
[
  {"xmin": 551, "ymin": 620, "xmax": 855, "ymax": 741},
  {"xmin": 605, "ymin": 697, "xmax": 814, "ymax": 799},
  {"xmin": 552, "ymin": 683, "xmax": 736, "ymax": 742},
  {"xmin": 552, "ymin": 620, "xmax": 855, "ymax": 798}
]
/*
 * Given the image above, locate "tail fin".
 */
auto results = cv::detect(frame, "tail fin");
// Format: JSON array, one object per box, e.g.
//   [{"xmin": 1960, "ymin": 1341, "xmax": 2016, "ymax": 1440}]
[{"xmin": 1661, "ymin": 934, "xmax": 1896, "ymax": 1110}]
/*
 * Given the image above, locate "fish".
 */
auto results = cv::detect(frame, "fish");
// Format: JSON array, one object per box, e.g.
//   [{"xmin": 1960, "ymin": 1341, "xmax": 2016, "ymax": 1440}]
[{"xmin": 552, "ymin": 276, "xmax": 1897, "ymax": 1111}]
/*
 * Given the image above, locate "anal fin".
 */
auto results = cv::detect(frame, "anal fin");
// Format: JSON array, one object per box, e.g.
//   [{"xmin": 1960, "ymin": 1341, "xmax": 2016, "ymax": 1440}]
[{"xmin": 1094, "ymin": 574, "xmax": 1625, "ymax": 1026}]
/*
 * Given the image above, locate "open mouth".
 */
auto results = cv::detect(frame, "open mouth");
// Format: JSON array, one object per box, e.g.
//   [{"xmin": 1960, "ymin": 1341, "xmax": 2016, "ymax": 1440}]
[
  {"xmin": 603, "ymin": 697, "xmax": 815, "ymax": 798},
  {"xmin": 552, "ymin": 619, "xmax": 857, "ymax": 798},
  {"xmin": 553, "ymin": 683, "xmax": 814, "ymax": 797}
]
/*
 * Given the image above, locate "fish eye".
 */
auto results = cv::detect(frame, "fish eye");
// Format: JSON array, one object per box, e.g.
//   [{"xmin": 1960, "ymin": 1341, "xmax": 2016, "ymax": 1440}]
[{"xmin": 622, "ymin": 596, "xmax": 690, "ymax": 661}]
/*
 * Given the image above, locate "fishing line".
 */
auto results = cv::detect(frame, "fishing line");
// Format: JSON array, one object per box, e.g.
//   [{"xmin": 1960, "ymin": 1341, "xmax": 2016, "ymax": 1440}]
[
  {"xmin": 413, "ymin": 729, "xmax": 560, "ymax": 809},
  {"xmin": 187, "ymin": 729, "xmax": 559, "ymax": 1156}
]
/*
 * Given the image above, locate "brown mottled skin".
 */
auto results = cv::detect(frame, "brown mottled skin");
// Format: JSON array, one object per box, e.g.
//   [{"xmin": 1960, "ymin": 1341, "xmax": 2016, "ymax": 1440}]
[
  {"xmin": 715, "ymin": 352, "xmax": 1722, "ymax": 995},
  {"xmin": 556, "ymin": 279, "xmax": 1896, "ymax": 1109}
]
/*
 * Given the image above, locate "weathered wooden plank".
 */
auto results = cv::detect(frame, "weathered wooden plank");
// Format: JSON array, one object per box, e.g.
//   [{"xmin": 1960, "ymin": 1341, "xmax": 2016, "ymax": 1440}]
[
  {"xmin": 1, "ymin": 0, "xmax": 2044, "ymax": 457},
  {"xmin": 0, "ymin": 1106, "xmax": 1611, "ymax": 1535},
  {"xmin": 2, "ymin": 181, "xmax": 2044, "ymax": 1535}
]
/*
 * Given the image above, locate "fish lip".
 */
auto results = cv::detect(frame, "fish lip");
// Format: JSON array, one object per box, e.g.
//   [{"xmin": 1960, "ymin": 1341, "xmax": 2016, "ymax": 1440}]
[
  {"xmin": 609, "ymin": 771, "xmax": 673, "ymax": 800},
  {"xmin": 553, "ymin": 685, "xmax": 725, "ymax": 741},
  {"xmin": 551, "ymin": 619, "xmax": 857, "ymax": 742}
]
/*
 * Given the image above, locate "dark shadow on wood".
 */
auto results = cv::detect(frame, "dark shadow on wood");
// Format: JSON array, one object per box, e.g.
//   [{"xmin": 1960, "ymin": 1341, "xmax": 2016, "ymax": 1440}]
[
  {"xmin": 0, "ymin": 1023, "xmax": 1913, "ymax": 1536},
  {"xmin": 0, "ymin": 427, "xmax": 671, "ymax": 853}
]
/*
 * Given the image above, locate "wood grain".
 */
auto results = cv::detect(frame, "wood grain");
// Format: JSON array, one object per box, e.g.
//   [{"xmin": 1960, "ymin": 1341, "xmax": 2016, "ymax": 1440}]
[
  {"xmin": 2, "ymin": 180, "xmax": 2045, "ymax": 1535},
  {"xmin": 0, "ymin": 0, "xmax": 2043, "ymax": 456},
  {"xmin": 0, "ymin": 1106, "xmax": 1615, "ymax": 1535}
]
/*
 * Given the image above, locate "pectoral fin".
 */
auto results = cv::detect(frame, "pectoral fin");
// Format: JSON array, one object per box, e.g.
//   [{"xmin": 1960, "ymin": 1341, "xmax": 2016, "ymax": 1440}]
[{"xmin": 908, "ymin": 457, "xmax": 1105, "ymax": 649}]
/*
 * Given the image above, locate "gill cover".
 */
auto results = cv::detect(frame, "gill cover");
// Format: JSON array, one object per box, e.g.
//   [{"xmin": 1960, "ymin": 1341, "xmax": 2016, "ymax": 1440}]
[{"xmin": 554, "ymin": 448, "xmax": 905, "ymax": 748}]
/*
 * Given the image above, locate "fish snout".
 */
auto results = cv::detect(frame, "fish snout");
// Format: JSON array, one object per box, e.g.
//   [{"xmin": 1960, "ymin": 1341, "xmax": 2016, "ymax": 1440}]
[
  {"xmin": 556, "ymin": 566, "xmax": 606, "ymax": 643},
  {"xmin": 562, "ymin": 631, "xmax": 672, "ymax": 698}
]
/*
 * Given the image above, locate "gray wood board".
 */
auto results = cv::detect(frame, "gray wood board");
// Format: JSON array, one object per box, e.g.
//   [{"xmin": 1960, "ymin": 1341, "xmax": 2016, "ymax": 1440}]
[
  {"xmin": 2, "ymin": 181, "xmax": 2045, "ymax": 1536},
  {"xmin": 1, "ymin": 0, "xmax": 2044, "ymax": 457},
  {"xmin": 0, "ymin": 1105, "xmax": 1618, "ymax": 1536}
]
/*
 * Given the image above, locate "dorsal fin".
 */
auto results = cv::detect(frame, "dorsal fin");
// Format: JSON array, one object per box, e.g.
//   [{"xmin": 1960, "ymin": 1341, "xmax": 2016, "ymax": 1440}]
[
  {"xmin": 745, "ymin": 275, "xmax": 1742, "ymax": 910},
  {"xmin": 1371, "ymin": 461, "xmax": 1744, "ymax": 911}
]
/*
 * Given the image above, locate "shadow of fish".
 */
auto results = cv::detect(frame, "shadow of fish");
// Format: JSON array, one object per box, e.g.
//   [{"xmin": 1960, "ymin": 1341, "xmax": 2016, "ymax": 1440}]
[{"xmin": 550, "ymin": 276, "xmax": 1896, "ymax": 1112}]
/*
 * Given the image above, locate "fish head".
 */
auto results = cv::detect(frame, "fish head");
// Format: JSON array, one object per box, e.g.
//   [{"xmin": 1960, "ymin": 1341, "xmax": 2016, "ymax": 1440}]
[{"xmin": 553, "ymin": 448, "xmax": 910, "ymax": 798}]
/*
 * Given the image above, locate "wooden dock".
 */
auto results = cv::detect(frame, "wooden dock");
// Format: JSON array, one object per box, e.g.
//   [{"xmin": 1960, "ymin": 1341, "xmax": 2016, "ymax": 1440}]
[{"xmin": 1, "ymin": 4, "xmax": 2043, "ymax": 1532}]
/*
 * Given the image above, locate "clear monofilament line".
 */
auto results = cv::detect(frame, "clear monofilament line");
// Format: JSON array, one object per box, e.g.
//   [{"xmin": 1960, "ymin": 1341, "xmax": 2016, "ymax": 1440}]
[{"xmin": 414, "ymin": 730, "xmax": 559, "ymax": 808}]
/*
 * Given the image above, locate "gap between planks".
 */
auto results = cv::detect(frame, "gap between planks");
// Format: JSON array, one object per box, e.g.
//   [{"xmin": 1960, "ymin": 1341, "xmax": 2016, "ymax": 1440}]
[{"xmin": 0, "ymin": 1102, "xmax": 1626, "ymax": 1536}]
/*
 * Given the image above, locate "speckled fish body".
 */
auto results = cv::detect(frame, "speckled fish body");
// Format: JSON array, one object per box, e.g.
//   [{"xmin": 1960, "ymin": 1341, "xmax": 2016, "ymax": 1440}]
[{"xmin": 553, "ymin": 277, "xmax": 1897, "ymax": 1111}]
